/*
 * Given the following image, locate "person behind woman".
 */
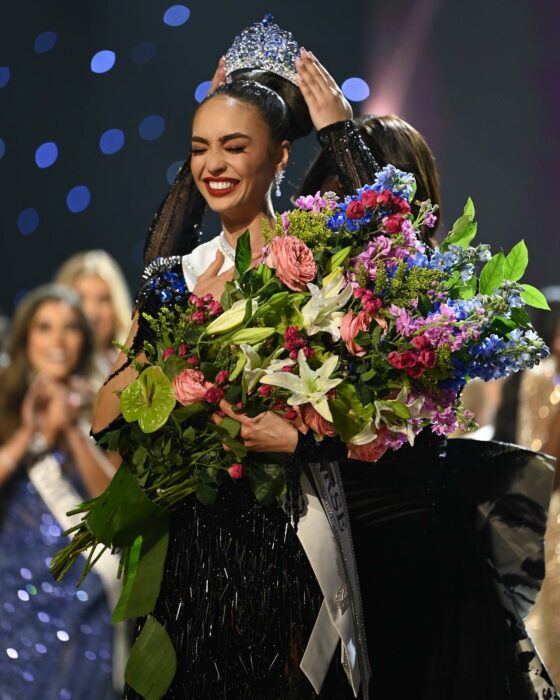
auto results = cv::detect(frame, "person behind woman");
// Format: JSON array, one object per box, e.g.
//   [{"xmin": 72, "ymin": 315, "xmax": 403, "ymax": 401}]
[
  {"xmin": 55, "ymin": 250, "xmax": 133, "ymax": 388},
  {"xmin": 93, "ymin": 18, "xmax": 556, "ymax": 700},
  {"xmin": 0, "ymin": 285, "xmax": 120, "ymax": 699}
]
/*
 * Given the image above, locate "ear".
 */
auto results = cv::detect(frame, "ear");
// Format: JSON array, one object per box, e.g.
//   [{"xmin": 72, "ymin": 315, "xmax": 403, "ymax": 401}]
[{"xmin": 275, "ymin": 139, "xmax": 291, "ymax": 173}]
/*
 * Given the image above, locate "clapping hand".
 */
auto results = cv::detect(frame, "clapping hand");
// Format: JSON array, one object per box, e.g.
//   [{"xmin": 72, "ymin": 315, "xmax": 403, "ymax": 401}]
[{"xmin": 296, "ymin": 47, "xmax": 353, "ymax": 131}]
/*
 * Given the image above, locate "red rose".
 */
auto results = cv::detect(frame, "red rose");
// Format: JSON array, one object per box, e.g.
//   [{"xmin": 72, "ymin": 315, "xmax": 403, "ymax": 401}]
[
  {"xmin": 360, "ymin": 190, "xmax": 378, "ymax": 208},
  {"xmin": 391, "ymin": 196, "xmax": 411, "ymax": 214},
  {"xmin": 411, "ymin": 335, "xmax": 431, "ymax": 351},
  {"xmin": 346, "ymin": 200, "xmax": 366, "ymax": 220},
  {"xmin": 191, "ymin": 310, "xmax": 206, "ymax": 324},
  {"xmin": 406, "ymin": 364, "xmax": 425, "ymax": 379},
  {"xmin": 178, "ymin": 343, "xmax": 188, "ymax": 357},
  {"xmin": 257, "ymin": 385, "xmax": 272, "ymax": 397},
  {"xmin": 376, "ymin": 190, "xmax": 392, "ymax": 207},
  {"xmin": 284, "ymin": 409, "xmax": 298, "ymax": 420},
  {"xmin": 388, "ymin": 350, "xmax": 417, "ymax": 369},
  {"xmin": 228, "ymin": 463, "xmax": 244, "ymax": 479},
  {"xmin": 187, "ymin": 355, "xmax": 200, "ymax": 367},
  {"xmin": 215, "ymin": 370, "xmax": 229, "ymax": 385},
  {"xmin": 383, "ymin": 214, "xmax": 404, "ymax": 234},
  {"xmin": 418, "ymin": 350, "xmax": 436, "ymax": 368},
  {"xmin": 204, "ymin": 386, "xmax": 225, "ymax": 404}
]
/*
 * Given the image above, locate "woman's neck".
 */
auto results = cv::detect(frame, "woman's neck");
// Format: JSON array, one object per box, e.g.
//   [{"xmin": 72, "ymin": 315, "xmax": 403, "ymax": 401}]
[{"xmin": 221, "ymin": 206, "xmax": 275, "ymax": 255}]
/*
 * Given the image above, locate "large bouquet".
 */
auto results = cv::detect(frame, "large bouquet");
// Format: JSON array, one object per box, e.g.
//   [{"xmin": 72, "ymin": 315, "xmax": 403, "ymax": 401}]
[{"xmin": 51, "ymin": 166, "xmax": 549, "ymax": 698}]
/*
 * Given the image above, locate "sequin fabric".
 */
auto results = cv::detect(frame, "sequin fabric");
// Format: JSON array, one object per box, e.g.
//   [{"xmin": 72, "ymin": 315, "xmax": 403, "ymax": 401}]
[
  {"xmin": 0, "ymin": 458, "xmax": 115, "ymax": 700},
  {"xmin": 123, "ymin": 476, "xmax": 353, "ymax": 700}
]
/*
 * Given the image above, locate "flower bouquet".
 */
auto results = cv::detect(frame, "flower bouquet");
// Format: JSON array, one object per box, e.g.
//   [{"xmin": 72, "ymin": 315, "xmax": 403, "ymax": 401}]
[{"xmin": 50, "ymin": 165, "xmax": 549, "ymax": 698}]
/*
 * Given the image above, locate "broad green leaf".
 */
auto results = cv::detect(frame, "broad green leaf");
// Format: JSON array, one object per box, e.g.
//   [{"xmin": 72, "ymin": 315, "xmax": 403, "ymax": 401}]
[
  {"xmin": 112, "ymin": 510, "xmax": 169, "ymax": 623},
  {"xmin": 377, "ymin": 399, "xmax": 411, "ymax": 420},
  {"xmin": 235, "ymin": 230, "xmax": 252, "ymax": 277},
  {"xmin": 86, "ymin": 467, "xmax": 168, "ymax": 548},
  {"xmin": 121, "ymin": 367, "xmax": 176, "ymax": 433},
  {"xmin": 521, "ymin": 284, "xmax": 550, "ymax": 310},
  {"xmin": 252, "ymin": 463, "xmax": 285, "ymax": 504},
  {"xmin": 195, "ymin": 482, "xmax": 218, "ymax": 505},
  {"xmin": 173, "ymin": 402, "xmax": 205, "ymax": 423},
  {"xmin": 504, "ymin": 240, "xmax": 528, "ymax": 282},
  {"xmin": 440, "ymin": 201, "xmax": 477, "ymax": 251},
  {"xmin": 479, "ymin": 252, "xmax": 505, "ymax": 294},
  {"xmin": 162, "ymin": 354, "xmax": 188, "ymax": 380},
  {"xmin": 125, "ymin": 616, "xmax": 177, "ymax": 700},
  {"xmin": 329, "ymin": 382, "xmax": 373, "ymax": 441},
  {"xmin": 463, "ymin": 197, "xmax": 475, "ymax": 219},
  {"xmin": 218, "ymin": 416, "xmax": 241, "ymax": 439}
]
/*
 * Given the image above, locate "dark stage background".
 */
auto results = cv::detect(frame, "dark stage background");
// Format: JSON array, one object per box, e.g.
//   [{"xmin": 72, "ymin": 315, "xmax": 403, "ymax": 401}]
[{"xmin": 1, "ymin": 0, "xmax": 558, "ymax": 313}]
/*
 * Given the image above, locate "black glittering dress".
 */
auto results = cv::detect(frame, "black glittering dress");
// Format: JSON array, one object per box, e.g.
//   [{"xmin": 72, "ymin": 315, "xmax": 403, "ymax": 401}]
[{"xmin": 108, "ymin": 121, "xmax": 558, "ymax": 699}]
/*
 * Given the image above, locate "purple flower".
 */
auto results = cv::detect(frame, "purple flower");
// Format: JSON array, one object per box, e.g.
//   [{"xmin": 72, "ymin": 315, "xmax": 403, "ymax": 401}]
[{"xmin": 425, "ymin": 212, "xmax": 438, "ymax": 228}]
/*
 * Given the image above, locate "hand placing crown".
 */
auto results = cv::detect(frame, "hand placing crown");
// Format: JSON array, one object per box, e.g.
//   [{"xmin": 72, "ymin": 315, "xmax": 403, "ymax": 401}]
[{"xmin": 225, "ymin": 13, "xmax": 300, "ymax": 85}]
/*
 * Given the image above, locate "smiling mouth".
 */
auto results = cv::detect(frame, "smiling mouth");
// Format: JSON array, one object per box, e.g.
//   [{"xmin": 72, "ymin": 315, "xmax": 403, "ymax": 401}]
[{"xmin": 203, "ymin": 178, "xmax": 240, "ymax": 197}]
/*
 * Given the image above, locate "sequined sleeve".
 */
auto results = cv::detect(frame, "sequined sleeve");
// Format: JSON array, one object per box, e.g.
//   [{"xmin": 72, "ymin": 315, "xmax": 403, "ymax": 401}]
[
  {"xmin": 317, "ymin": 120, "xmax": 380, "ymax": 193},
  {"xmin": 142, "ymin": 159, "xmax": 206, "ymax": 264}
]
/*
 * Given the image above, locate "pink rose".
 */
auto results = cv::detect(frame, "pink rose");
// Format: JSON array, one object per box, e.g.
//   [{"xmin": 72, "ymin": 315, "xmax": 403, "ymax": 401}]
[
  {"xmin": 266, "ymin": 235, "xmax": 317, "ymax": 292},
  {"xmin": 162, "ymin": 347, "xmax": 175, "ymax": 361},
  {"xmin": 300, "ymin": 403, "xmax": 336, "ymax": 438},
  {"xmin": 340, "ymin": 310, "xmax": 372, "ymax": 357},
  {"xmin": 173, "ymin": 369, "xmax": 211, "ymax": 405},
  {"xmin": 204, "ymin": 386, "xmax": 225, "ymax": 404},
  {"xmin": 347, "ymin": 430, "xmax": 390, "ymax": 463},
  {"xmin": 228, "ymin": 463, "xmax": 244, "ymax": 479}
]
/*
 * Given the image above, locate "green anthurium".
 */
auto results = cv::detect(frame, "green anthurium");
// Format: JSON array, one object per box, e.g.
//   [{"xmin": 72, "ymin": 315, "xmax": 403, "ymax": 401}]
[{"xmin": 121, "ymin": 366, "xmax": 176, "ymax": 433}]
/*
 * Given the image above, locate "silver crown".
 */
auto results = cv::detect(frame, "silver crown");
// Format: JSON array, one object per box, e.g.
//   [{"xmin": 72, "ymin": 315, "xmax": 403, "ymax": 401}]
[{"xmin": 225, "ymin": 14, "xmax": 299, "ymax": 86}]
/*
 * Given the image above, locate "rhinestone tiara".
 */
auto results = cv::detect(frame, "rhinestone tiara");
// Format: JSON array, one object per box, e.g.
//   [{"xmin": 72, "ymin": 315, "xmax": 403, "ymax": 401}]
[{"xmin": 225, "ymin": 14, "xmax": 299, "ymax": 86}]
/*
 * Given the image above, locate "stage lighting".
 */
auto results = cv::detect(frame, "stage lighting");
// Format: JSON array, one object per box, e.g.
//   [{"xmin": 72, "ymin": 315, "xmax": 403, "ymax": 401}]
[
  {"xmin": 34, "ymin": 31, "xmax": 57, "ymax": 54},
  {"xmin": 341, "ymin": 77, "xmax": 370, "ymax": 103},
  {"xmin": 139, "ymin": 115, "xmax": 166, "ymax": 141},
  {"xmin": 90, "ymin": 50, "xmax": 116, "ymax": 74},
  {"xmin": 0, "ymin": 67, "xmax": 10, "ymax": 88},
  {"xmin": 17, "ymin": 208, "xmax": 39, "ymax": 235},
  {"xmin": 99, "ymin": 129, "xmax": 125, "ymax": 154},
  {"xmin": 166, "ymin": 160, "xmax": 183, "ymax": 184},
  {"xmin": 35, "ymin": 142, "xmax": 58, "ymax": 168},
  {"xmin": 163, "ymin": 5, "xmax": 191, "ymax": 27},
  {"xmin": 66, "ymin": 186, "xmax": 91, "ymax": 213},
  {"xmin": 131, "ymin": 41, "xmax": 157, "ymax": 64},
  {"xmin": 195, "ymin": 80, "xmax": 212, "ymax": 103}
]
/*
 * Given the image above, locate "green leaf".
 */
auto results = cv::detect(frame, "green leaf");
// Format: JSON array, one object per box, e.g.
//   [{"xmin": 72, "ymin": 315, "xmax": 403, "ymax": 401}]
[
  {"xmin": 329, "ymin": 382, "xmax": 373, "ymax": 441},
  {"xmin": 377, "ymin": 399, "xmax": 411, "ymax": 420},
  {"xmin": 121, "ymin": 367, "xmax": 176, "ymax": 433},
  {"xmin": 173, "ymin": 402, "xmax": 205, "ymax": 423},
  {"xmin": 479, "ymin": 252, "xmax": 505, "ymax": 294},
  {"xmin": 97, "ymin": 429, "xmax": 120, "ymax": 452},
  {"xmin": 125, "ymin": 615, "xmax": 177, "ymax": 700},
  {"xmin": 162, "ymin": 354, "xmax": 188, "ymax": 380},
  {"xmin": 86, "ymin": 467, "xmax": 169, "ymax": 548},
  {"xmin": 503, "ymin": 240, "xmax": 528, "ymax": 282},
  {"xmin": 235, "ymin": 230, "xmax": 252, "ymax": 277},
  {"xmin": 195, "ymin": 482, "xmax": 218, "ymax": 505},
  {"xmin": 218, "ymin": 416, "xmax": 241, "ymax": 439},
  {"xmin": 112, "ymin": 511, "xmax": 169, "ymax": 623},
  {"xmin": 520, "ymin": 284, "xmax": 550, "ymax": 310},
  {"xmin": 463, "ymin": 197, "xmax": 475, "ymax": 219}
]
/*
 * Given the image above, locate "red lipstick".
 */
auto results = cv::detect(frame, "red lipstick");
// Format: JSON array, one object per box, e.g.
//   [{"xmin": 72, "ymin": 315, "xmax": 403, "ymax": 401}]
[{"xmin": 203, "ymin": 177, "xmax": 240, "ymax": 197}]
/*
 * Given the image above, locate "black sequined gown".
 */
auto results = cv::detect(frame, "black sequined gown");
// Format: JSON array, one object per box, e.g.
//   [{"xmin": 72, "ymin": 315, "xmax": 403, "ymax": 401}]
[{"xmin": 117, "ymin": 121, "xmax": 557, "ymax": 699}]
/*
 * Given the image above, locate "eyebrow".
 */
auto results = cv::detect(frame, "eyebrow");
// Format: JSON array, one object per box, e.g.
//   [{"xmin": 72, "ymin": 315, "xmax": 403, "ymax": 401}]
[{"xmin": 191, "ymin": 132, "xmax": 252, "ymax": 145}]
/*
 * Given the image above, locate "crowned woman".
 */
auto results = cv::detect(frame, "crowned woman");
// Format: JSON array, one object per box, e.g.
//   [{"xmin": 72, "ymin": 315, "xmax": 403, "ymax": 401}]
[{"xmin": 92, "ymin": 16, "xmax": 558, "ymax": 700}]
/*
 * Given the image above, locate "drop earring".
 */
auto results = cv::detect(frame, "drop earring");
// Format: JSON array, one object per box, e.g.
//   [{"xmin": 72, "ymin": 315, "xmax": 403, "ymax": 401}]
[{"xmin": 274, "ymin": 170, "xmax": 284, "ymax": 197}]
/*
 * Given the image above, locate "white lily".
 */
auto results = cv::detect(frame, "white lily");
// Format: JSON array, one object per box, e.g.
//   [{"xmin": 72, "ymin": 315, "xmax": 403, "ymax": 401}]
[
  {"xmin": 348, "ymin": 420, "xmax": 378, "ymax": 445},
  {"xmin": 301, "ymin": 268, "xmax": 353, "ymax": 340},
  {"xmin": 239, "ymin": 345, "xmax": 295, "ymax": 393},
  {"xmin": 260, "ymin": 349, "xmax": 342, "ymax": 421},
  {"xmin": 206, "ymin": 298, "xmax": 258, "ymax": 335}
]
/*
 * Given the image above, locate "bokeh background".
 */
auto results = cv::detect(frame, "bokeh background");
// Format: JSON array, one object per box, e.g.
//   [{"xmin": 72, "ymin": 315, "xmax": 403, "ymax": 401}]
[{"xmin": 1, "ymin": 0, "xmax": 558, "ymax": 313}]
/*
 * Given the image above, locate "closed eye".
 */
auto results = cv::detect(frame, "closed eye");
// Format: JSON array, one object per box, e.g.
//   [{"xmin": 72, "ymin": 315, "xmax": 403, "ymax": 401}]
[
  {"xmin": 191, "ymin": 148, "xmax": 206, "ymax": 156},
  {"xmin": 225, "ymin": 146, "xmax": 246, "ymax": 153}
]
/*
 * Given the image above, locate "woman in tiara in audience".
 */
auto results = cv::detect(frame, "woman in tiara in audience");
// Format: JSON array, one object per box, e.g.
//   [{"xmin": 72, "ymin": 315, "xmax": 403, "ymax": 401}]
[{"xmin": 93, "ymin": 16, "xmax": 557, "ymax": 700}]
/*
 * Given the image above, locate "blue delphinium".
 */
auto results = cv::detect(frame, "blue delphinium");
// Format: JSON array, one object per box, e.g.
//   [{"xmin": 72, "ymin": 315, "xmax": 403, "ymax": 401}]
[{"xmin": 372, "ymin": 164, "xmax": 416, "ymax": 202}]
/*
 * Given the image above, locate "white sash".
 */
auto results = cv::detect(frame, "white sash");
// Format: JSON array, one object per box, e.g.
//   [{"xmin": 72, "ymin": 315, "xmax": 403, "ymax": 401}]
[{"xmin": 28, "ymin": 455, "xmax": 127, "ymax": 691}]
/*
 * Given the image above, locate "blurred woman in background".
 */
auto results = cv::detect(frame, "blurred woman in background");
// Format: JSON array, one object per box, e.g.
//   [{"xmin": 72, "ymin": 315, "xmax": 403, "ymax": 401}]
[
  {"xmin": 55, "ymin": 250, "xmax": 132, "ymax": 388},
  {"xmin": 0, "ymin": 285, "xmax": 122, "ymax": 700}
]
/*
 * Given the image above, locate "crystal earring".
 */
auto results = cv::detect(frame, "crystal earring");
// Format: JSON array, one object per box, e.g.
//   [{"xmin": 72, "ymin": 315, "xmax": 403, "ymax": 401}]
[{"xmin": 274, "ymin": 170, "xmax": 285, "ymax": 197}]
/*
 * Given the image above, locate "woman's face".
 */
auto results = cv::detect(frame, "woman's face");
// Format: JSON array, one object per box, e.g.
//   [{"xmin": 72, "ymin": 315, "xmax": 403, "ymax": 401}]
[
  {"xmin": 72, "ymin": 273, "xmax": 116, "ymax": 351},
  {"xmin": 27, "ymin": 300, "xmax": 84, "ymax": 381},
  {"xmin": 191, "ymin": 95, "xmax": 288, "ymax": 219}
]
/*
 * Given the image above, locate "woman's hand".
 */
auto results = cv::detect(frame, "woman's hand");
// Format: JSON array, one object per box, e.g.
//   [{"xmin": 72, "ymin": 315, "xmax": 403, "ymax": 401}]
[
  {"xmin": 208, "ymin": 56, "xmax": 227, "ymax": 94},
  {"xmin": 214, "ymin": 400, "xmax": 299, "ymax": 454},
  {"xmin": 33, "ymin": 378, "xmax": 81, "ymax": 448},
  {"xmin": 192, "ymin": 251, "xmax": 235, "ymax": 300},
  {"xmin": 296, "ymin": 48, "xmax": 353, "ymax": 131}
]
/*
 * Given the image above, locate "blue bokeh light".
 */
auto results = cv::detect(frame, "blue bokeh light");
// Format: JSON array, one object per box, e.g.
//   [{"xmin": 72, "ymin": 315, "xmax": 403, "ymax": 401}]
[
  {"xmin": 66, "ymin": 186, "xmax": 91, "ymax": 213},
  {"xmin": 163, "ymin": 5, "xmax": 191, "ymax": 27},
  {"xmin": 35, "ymin": 142, "xmax": 58, "ymax": 168},
  {"xmin": 0, "ymin": 138, "xmax": 5, "ymax": 160},
  {"xmin": 131, "ymin": 41, "xmax": 157, "ymax": 64},
  {"xmin": 341, "ymin": 77, "xmax": 370, "ymax": 103},
  {"xmin": 99, "ymin": 129, "xmax": 125, "ymax": 155},
  {"xmin": 0, "ymin": 67, "xmax": 10, "ymax": 89},
  {"xmin": 194, "ymin": 80, "xmax": 212, "ymax": 103},
  {"xmin": 34, "ymin": 31, "xmax": 57, "ymax": 54},
  {"xmin": 17, "ymin": 208, "xmax": 39, "ymax": 235},
  {"xmin": 166, "ymin": 160, "xmax": 183, "ymax": 185},
  {"xmin": 90, "ymin": 50, "xmax": 116, "ymax": 74},
  {"xmin": 139, "ymin": 115, "xmax": 166, "ymax": 141}
]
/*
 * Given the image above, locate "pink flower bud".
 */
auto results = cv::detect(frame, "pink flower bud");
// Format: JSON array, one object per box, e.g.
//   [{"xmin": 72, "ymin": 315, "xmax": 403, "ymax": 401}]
[
  {"xmin": 191, "ymin": 310, "xmax": 206, "ymax": 324},
  {"xmin": 228, "ymin": 463, "xmax": 244, "ymax": 479},
  {"xmin": 284, "ymin": 409, "xmax": 298, "ymax": 420},
  {"xmin": 178, "ymin": 343, "xmax": 188, "ymax": 357},
  {"xmin": 204, "ymin": 386, "xmax": 225, "ymax": 404},
  {"xmin": 257, "ymin": 385, "xmax": 272, "ymax": 397},
  {"xmin": 281, "ymin": 365, "xmax": 294, "ymax": 373},
  {"xmin": 187, "ymin": 355, "xmax": 200, "ymax": 367},
  {"xmin": 202, "ymin": 293, "xmax": 214, "ymax": 303},
  {"xmin": 208, "ymin": 301, "xmax": 223, "ymax": 317},
  {"xmin": 162, "ymin": 347, "xmax": 175, "ymax": 361},
  {"xmin": 215, "ymin": 370, "xmax": 229, "ymax": 386}
]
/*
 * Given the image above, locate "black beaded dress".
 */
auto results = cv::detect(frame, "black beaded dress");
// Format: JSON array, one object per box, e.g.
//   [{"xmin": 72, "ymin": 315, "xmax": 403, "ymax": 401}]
[{"xmin": 103, "ymin": 121, "xmax": 558, "ymax": 699}]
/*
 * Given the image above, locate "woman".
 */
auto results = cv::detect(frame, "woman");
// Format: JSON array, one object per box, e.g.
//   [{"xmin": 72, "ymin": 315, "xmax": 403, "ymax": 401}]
[
  {"xmin": 94, "ymin": 18, "xmax": 556, "ymax": 700},
  {"xmin": 0, "ymin": 285, "xmax": 122, "ymax": 699},
  {"xmin": 55, "ymin": 250, "xmax": 133, "ymax": 388}
]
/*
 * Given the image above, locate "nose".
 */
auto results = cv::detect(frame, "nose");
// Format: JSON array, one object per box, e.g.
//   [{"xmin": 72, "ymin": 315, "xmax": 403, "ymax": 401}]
[{"xmin": 204, "ymin": 148, "xmax": 227, "ymax": 176}]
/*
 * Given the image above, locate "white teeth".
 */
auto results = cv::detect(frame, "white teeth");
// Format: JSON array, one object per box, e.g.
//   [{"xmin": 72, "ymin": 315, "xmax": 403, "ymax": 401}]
[
  {"xmin": 46, "ymin": 350, "xmax": 67, "ymax": 362},
  {"xmin": 207, "ymin": 181, "xmax": 237, "ymax": 191}
]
